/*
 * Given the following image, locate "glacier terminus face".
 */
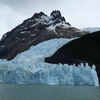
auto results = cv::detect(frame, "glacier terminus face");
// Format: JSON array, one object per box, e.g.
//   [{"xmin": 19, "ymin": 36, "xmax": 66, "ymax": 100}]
[{"xmin": 0, "ymin": 38, "xmax": 99, "ymax": 86}]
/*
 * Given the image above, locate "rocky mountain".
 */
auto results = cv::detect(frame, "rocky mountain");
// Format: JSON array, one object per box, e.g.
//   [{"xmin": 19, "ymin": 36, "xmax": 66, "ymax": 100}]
[
  {"xmin": 45, "ymin": 31, "xmax": 100, "ymax": 82},
  {"xmin": 0, "ymin": 10, "xmax": 87, "ymax": 60}
]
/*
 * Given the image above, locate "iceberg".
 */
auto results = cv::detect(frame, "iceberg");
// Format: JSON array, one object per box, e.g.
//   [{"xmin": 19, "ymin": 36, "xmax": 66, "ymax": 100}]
[{"xmin": 0, "ymin": 38, "xmax": 99, "ymax": 86}]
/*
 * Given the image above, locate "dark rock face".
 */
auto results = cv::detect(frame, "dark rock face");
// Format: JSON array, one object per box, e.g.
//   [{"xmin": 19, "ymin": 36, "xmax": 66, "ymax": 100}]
[
  {"xmin": 0, "ymin": 10, "xmax": 87, "ymax": 60},
  {"xmin": 45, "ymin": 31, "xmax": 100, "ymax": 82}
]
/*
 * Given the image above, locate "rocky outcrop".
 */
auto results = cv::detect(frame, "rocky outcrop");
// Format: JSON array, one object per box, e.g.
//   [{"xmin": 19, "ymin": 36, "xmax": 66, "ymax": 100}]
[
  {"xmin": 0, "ymin": 10, "xmax": 87, "ymax": 60},
  {"xmin": 45, "ymin": 31, "xmax": 100, "ymax": 82}
]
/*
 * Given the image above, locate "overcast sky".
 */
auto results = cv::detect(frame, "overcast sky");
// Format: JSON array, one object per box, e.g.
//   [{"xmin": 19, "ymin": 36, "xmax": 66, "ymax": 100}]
[{"xmin": 0, "ymin": 0, "xmax": 100, "ymax": 38}]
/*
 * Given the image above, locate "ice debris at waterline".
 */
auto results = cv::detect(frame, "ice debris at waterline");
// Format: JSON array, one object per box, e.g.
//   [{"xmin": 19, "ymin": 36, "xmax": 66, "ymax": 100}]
[{"xmin": 0, "ymin": 38, "xmax": 99, "ymax": 86}]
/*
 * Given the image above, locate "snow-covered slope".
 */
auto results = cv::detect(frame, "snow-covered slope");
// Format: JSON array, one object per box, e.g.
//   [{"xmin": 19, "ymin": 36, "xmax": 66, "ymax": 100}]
[
  {"xmin": 0, "ymin": 38, "xmax": 99, "ymax": 86},
  {"xmin": 81, "ymin": 27, "xmax": 100, "ymax": 33}
]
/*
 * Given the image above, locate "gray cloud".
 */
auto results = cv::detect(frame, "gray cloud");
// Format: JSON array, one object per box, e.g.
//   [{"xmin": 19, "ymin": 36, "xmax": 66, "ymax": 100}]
[
  {"xmin": 0, "ymin": 0, "xmax": 100, "ymax": 38},
  {"xmin": 0, "ymin": 0, "xmax": 60, "ymax": 16}
]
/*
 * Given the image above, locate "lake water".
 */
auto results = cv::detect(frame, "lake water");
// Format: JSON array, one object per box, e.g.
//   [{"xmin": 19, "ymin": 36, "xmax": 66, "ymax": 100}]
[{"xmin": 0, "ymin": 84, "xmax": 100, "ymax": 100}]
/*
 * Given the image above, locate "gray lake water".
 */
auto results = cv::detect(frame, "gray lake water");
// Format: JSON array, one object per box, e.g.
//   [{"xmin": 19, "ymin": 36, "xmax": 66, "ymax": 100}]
[{"xmin": 0, "ymin": 84, "xmax": 100, "ymax": 100}]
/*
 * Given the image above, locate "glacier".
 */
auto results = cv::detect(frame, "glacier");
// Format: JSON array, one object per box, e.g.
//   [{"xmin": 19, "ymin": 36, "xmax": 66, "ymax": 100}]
[
  {"xmin": 81, "ymin": 27, "xmax": 100, "ymax": 33},
  {"xmin": 0, "ymin": 38, "xmax": 99, "ymax": 86}
]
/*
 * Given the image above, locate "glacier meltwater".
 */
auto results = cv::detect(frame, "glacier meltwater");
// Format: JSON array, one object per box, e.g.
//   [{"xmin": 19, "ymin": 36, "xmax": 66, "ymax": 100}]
[{"xmin": 0, "ymin": 38, "xmax": 99, "ymax": 86}]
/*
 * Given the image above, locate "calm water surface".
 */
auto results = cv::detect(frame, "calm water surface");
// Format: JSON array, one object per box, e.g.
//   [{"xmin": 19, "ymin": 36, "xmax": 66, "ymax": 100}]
[{"xmin": 0, "ymin": 84, "xmax": 100, "ymax": 100}]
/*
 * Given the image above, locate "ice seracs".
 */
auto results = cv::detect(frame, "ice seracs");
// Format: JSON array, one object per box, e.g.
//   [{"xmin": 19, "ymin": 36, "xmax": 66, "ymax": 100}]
[{"xmin": 0, "ymin": 38, "xmax": 99, "ymax": 86}]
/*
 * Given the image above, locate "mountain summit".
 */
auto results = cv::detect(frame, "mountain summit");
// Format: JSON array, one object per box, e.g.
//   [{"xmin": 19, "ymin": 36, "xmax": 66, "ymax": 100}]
[{"xmin": 0, "ymin": 10, "xmax": 86, "ymax": 60}]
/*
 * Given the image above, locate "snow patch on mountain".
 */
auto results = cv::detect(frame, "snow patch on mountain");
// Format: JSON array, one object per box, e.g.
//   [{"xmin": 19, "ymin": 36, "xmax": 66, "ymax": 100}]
[
  {"xmin": 33, "ymin": 14, "xmax": 70, "ymax": 32},
  {"xmin": 0, "ymin": 38, "xmax": 99, "ymax": 86},
  {"xmin": 47, "ymin": 22, "xmax": 70, "ymax": 32},
  {"xmin": 81, "ymin": 27, "xmax": 100, "ymax": 33}
]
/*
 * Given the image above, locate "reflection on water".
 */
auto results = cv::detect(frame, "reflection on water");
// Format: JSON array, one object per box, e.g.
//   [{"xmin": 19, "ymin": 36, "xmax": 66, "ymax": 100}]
[{"xmin": 0, "ymin": 84, "xmax": 100, "ymax": 100}]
